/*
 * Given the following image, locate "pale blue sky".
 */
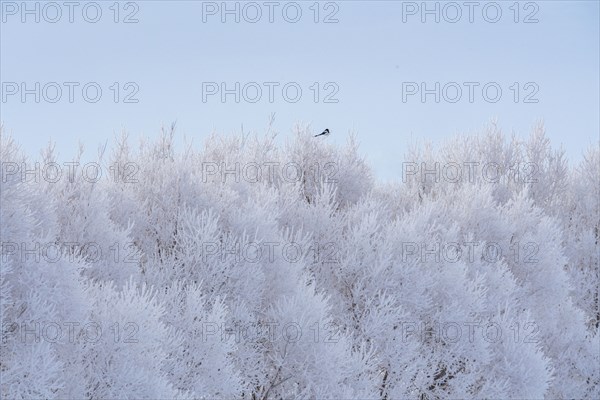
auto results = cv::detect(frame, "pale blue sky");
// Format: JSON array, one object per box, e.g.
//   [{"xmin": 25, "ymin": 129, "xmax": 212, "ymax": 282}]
[{"xmin": 1, "ymin": 0, "xmax": 598, "ymax": 180}]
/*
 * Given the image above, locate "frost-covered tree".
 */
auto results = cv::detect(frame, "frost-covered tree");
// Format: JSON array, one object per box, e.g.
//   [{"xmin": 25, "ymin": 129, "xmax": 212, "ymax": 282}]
[{"xmin": 1, "ymin": 122, "xmax": 598, "ymax": 399}]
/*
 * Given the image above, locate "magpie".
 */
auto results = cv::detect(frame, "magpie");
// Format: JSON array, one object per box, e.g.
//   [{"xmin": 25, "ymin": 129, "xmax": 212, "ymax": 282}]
[{"xmin": 314, "ymin": 128, "xmax": 330, "ymax": 137}]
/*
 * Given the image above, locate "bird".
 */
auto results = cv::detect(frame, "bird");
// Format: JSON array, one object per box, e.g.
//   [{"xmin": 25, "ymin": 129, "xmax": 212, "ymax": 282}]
[{"xmin": 314, "ymin": 129, "xmax": 330, "ymax": 137}]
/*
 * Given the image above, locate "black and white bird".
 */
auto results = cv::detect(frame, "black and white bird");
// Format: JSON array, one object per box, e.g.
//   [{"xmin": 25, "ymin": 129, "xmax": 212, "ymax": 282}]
[{"xmin": 314, "ymin": 128, "xmax": 330, "ymax": 137}]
